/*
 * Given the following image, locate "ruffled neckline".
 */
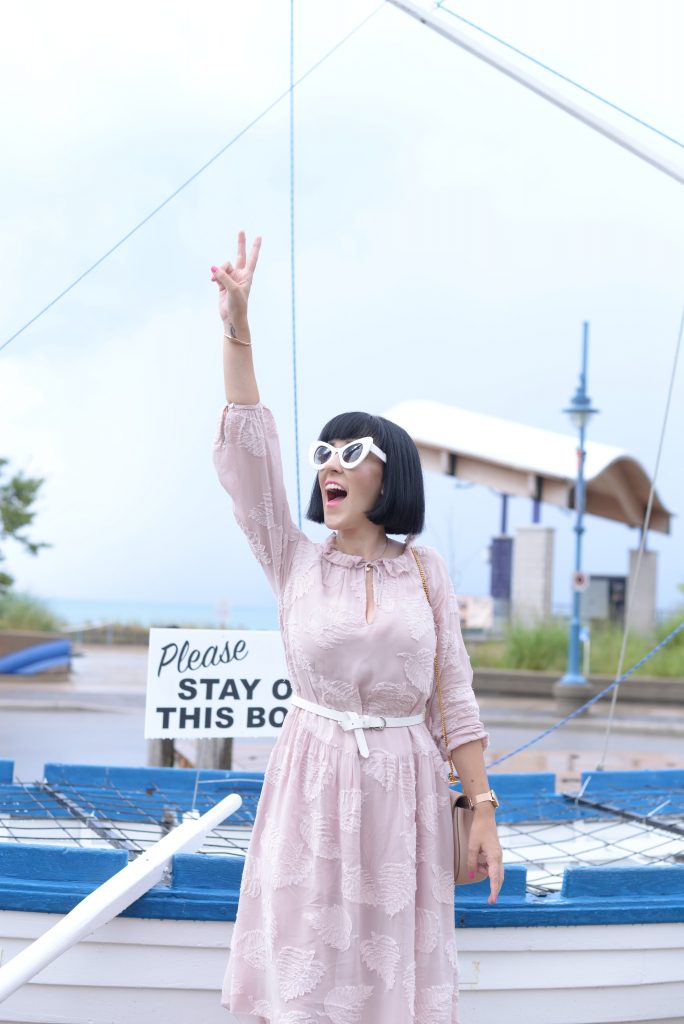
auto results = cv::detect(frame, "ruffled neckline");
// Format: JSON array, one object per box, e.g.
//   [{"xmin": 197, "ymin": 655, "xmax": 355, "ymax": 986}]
[{"xmin": 321, "ymin": 532, "xmax": 419, "ymax": 575}]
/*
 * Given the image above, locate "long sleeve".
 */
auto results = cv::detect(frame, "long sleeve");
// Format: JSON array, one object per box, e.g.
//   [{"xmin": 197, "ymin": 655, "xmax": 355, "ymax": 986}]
[
  {"xmin": 212, "ymin": 400, "xmax": 306, "ymax": 600},
  {"xmin": 422, "ymin": 548, "xmax": 489, "ymax": 763}
]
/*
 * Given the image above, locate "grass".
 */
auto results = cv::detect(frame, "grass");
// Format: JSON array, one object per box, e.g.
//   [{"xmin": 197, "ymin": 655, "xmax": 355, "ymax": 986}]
[
  {"xmin": 471, "ymin": 608, "xmax": 684, "ymax": 678},
  {"xmin": 0, "ymin": 590, "xmax": 67, "ymax": 632}
]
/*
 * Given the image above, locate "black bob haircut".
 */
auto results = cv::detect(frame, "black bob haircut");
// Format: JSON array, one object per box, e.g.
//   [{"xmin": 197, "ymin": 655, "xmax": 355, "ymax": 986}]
[{"xmin": 305, "ymin": 410, "xmax": 425, "ymax": 537}]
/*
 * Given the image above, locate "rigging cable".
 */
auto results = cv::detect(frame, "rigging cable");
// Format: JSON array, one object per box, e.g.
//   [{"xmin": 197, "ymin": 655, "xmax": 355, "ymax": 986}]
[
  {"xmin": 5, "ymin": 2, "xmax": 682, "ymax": 355},
  {"xmin": 436, "ymin": 2, "xmax": 683, "ymax": 151},
  {"xmin": 290, "ymin": 0, "xmax": 303, "ymax": 529},
  {"xmin": 0, "ymin": 2, "xmax": 387, "ymax": 356},
  {"xmin": 595, "ymin": 302, "xmax": 684, "ymax": 770}
]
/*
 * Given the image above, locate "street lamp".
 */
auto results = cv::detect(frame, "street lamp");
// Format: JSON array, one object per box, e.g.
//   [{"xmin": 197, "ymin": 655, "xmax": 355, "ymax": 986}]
[{"xmin": 556, "ymin": 321, "xmax": 599, "ymax": 699}]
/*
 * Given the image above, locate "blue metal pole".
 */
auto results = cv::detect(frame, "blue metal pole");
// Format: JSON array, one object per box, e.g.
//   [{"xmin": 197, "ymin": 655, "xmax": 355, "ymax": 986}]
[{"xmin": 560, "ymin": 321, "xmax": 591, "ymax": 688}]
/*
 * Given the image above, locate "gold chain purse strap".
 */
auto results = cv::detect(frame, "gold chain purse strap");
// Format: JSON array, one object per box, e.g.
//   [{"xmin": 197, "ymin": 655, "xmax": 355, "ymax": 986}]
[{"xmin": 410, "ymin": 547, "xmax": 459, "ymax": 785}]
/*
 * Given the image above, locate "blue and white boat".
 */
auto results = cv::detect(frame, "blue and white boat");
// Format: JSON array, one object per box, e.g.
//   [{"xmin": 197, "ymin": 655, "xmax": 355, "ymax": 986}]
[{"xmin": 0, "ymin": 760, "xmax": 682, "ymax": 1024}]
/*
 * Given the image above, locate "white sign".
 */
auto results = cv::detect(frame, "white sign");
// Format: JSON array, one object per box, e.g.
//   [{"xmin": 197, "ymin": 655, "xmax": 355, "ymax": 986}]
[
  {"xmin": 572, "ymin": 571, "xmax": 590, "ymax": 592},
  {"xmin": 144, "ymin": 628, "xmax": 290, "ymax": 739}
]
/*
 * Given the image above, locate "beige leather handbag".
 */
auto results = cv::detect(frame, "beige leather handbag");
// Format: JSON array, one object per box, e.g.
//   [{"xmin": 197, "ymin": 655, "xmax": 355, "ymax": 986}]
[{"xmin": 411, "ymin": 547, "xmax": 485, "ymax": 887}]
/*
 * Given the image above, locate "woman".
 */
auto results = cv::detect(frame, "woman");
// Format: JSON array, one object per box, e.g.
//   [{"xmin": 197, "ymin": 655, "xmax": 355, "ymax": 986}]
[{"xmin": 211, "ymin": 230, "xmax": 503, "ymax": 1024}]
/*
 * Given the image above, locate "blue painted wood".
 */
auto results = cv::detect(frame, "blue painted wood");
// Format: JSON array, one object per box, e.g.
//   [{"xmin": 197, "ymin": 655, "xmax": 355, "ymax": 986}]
[
  {"xmin": 562, "ymin": 865, "xmax": 684, "ymax": 898},
  {"xmin": 171, "ymin": 852, "xmax": 245, "ymax": 890},
  {"xmin": 581, "ymin": 768, "xmax": 684, "ymax": 791},
  {"xmin": 43, "ymin": 763, "xmax": 265, "ymax": 790},
  {"xmin": 0, "ymin": 761, "xmax": 13, "ymax": 783},
  {"xmin": 0, "ymin": 843, "xmax": 126, "ymax": 882},
  {"xmin": 474, "ymin": 772, "xmax": 556, "ymax": 795},
  {"xmin": 0, "ymin": 766, "xmax": 682, "ymax": 927}
]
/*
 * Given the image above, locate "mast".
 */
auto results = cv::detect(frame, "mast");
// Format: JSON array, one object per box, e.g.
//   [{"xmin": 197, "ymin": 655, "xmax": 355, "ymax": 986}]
[{"xmin": 387, "ymin": 0, "xmax": 683, "ymax": 186}]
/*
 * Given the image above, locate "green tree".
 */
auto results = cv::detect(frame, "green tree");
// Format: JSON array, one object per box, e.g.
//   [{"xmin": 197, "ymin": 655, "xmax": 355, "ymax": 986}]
[{"xmin": 0, "ymin": 458, "xmax": 50, "ymax": 594}]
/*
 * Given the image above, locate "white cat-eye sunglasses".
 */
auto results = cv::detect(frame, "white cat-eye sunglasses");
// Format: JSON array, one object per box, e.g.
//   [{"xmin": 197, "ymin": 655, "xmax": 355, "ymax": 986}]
[{"xmin": 308, "ymin": 437, "xmax": 387, "ymax": 470}]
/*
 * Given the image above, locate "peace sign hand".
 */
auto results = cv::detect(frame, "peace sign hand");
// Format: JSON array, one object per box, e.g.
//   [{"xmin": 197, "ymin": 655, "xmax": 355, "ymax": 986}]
[{"xmin": 211, "ymin": 230, "xmax": 262, "ymax": 329}]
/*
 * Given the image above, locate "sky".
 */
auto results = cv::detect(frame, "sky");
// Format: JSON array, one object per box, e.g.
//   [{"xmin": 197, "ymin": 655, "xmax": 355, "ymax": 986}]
[{"xmin": 0, "ymin": 0, "xmax": 682, "ymax": 620}]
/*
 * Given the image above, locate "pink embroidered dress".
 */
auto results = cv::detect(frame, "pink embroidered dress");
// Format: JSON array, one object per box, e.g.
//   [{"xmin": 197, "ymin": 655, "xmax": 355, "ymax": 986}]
[{"xmin": 213, "ymin": 400, "xmax": 489, "ymax": 1024}]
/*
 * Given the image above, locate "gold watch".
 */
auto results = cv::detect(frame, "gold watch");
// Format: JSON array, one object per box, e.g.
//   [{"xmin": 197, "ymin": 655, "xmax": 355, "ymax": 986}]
[{"xmin": 467, "ymin": 789, "xmax": 499, "ymax": 810}]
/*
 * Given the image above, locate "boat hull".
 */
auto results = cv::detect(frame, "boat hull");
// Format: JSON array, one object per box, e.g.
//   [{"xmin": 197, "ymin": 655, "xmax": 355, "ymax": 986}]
[{"xmin": 0, "ymin": 911, "xmax": 682, "ymax": 1024}]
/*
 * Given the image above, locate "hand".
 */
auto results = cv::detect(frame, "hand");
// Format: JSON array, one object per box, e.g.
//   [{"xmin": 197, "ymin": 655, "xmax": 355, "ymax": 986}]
[
  {"xmin": 211, "ymin": 230, "xmax": 262, "ymax": 330},
  {"xmin": 467, "ymin": 810, "xmax": 504, "ymax": 905}
]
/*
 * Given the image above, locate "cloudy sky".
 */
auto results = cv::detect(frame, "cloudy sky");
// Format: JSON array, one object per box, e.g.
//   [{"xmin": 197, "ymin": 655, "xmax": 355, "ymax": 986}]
[{"xmin": 1, "ymin": 0, "xmax": 682, "ymax": 620}]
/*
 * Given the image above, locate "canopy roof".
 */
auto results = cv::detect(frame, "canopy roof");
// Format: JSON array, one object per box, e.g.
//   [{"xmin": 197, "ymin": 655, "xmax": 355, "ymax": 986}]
[{"xmin": 382, "ymin": 400, "xmax": 672, "ymax": 535}]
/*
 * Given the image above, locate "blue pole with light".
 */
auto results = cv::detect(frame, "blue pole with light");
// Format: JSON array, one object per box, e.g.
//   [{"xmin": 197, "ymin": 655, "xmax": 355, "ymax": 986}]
[{"xmin": 558, "ymin": 321, "xmax": 599, "ymax": 692}]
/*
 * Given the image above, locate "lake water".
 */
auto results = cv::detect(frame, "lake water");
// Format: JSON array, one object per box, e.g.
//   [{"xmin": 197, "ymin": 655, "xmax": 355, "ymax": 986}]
[{"xmin": 47, "ymin": 596, "xmax": 279, "ymax": 631}]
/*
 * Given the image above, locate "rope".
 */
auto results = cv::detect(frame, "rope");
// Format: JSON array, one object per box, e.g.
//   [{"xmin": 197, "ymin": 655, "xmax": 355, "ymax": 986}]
[
  {"xmin": 290, "ymin": 0, "xmax": 303, "ymax": 529},
  {"xmin": 486, "ymin": 619, "xmax": 684, "ymax": 769},
  {"xmin": 595, "ymin": 302, "xmax": 684, "ymax": 769},
  {"xmin": 0, "ymin": 2, "xmax": 387, "ymax": 356},
  {"xmin": 436, "ymin": 3, "xmax": 683, "ymax": 151}
]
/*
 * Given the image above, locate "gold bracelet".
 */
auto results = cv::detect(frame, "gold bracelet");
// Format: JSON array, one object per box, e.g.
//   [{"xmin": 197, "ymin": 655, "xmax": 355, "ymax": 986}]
[{"xmin": 223, "ymin": 332, "xmax": 251, "ymax": 347}]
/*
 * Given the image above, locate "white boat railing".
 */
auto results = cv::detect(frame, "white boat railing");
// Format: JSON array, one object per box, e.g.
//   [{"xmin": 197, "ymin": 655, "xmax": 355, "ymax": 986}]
[{"xmin": 0, "ymin": 792, "xmax": 242, "ymax": 1004}]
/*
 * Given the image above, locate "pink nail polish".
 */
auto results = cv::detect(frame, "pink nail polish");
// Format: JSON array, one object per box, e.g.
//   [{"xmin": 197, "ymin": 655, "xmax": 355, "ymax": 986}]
[
  {"xmin": 468, "ymin": 871, "xmax": 475, "ymax": 879},
  {"xmin": 210, "ymin": 266, "xmax": 218, "ymax": 273}
]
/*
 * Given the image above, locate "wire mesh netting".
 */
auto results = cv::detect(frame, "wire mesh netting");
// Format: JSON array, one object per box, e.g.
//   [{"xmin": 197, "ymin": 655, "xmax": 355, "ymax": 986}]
[{"xmin": 1, "ymin": 769, "xmax": 682, "ymax": 893}]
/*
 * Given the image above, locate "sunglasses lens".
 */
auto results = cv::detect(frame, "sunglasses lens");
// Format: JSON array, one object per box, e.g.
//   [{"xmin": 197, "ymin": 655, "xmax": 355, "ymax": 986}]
[
  {"xmin": 313, "ymin": 445, "xmax": 332, "ymax": 466},
  {"xmin": 342, "ymin": 442, "xmax": 365, "ymax": 465}
]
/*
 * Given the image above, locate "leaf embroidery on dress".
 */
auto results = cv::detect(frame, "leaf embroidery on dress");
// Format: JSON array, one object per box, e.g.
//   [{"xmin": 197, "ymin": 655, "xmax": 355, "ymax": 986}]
[
  {"xmin": 279, "ymin": 1012, "xmax": 318, "ymax": 1024},
  {"xmin": 301, "ymin": 750, "xmax": 337, "ymax": 803},
  {"xmin": 249, "ymin": 997, "xmax": 272, "ymax": 1018},
  {"xmin": 375, "ymin": 861, "xmax": 416, "ymax": 917},
  {"xmin": 415, "ymin": 983, "xmax": 454, "ymax": 1024},
  {"xmin": 397, "ymin": 648, "xmax": 434, "ymax": 694},
  {"xmin": 417, "ymin": 792, "xmax": 440, "ymax": 835},
  {"xmin": 416, "ymin": 819, "xmax": 436, "ymax": 865},
  {"xmin": 403, "ymin": 592, "xmax": 436, "ymax": 642},
  {"xmin": 239, "ymin": 854, "xmax": 261, "ymax": 898},
  {"xmin": 415, "ymin": 906, "xmax": 440, "ymax": 953},
  {"xmin": 264, "ymin": 760, "xmax": 283, "ymax": 786},
  {"xmin": 276, "ymin": 946, "xmax": 326, "ymax": 1002},
  {"xmin": 403, "ymin": 961, "xmax": 416, "ymax": 1017},
  {"xmin": 341, "ymin": 863, "xmax": 377, "ymax": 905},
  {"xmin": 431, "ymin": 863, "xmax": 455, "ymax": 905},
  {"xmin": 400, "ymin": 818, "xmax": 417, "ymax": 862},
  {"xmin": 261, "ymin": 885, "xmax": 278, "ymax": 950},
  {"xmin": 303, "ymin": 903, "xmax": 353, "ymax": 951},
  {"xmin": 360, "ymin": 931, "xmax": 401, "ymax": 990},
  {"xmin": 248, "ymin": 490, "xmax": 276, "ymax": 527},
  {"xmin": 360, "ymin": 749, "xmax": 398, "ymax": 792},
  {"xmin": 227, "ymin": 409, "xmax": 267, "ymax": 456},
  {"xmin": 398, "ymin": 759, "xmax": 417, "ymax": 817},
  {"xmin": 306, "ymin": 607, "xmax": 363, "ymax": 649},
  {"xmin": 445, "ymin": 934, "xmax": 459, "ymax": 968},
  {"xmin": 317, "ymin": 674, "xmax": 362, "ymax": 712},
  {"xmin": 338, "ymin": 788, "xmax": 364, "ymax": 833},
  {"xmin": 322, "ymin": 984, "xmax": 374, "ymax": 1024},
  {"xmin": 282, "ymin": 563, "xmax": 317, "ymax": 610},
  {"xmin": 234, "ymin": 514, "xmax": 272, "ymax": 568},
  {"xmin": 300, "ymin": 811, "xmax": 342, "ymax": 859},
  {"xmin": 271, "ymin": 837, "xmax": 314, "ymax": 890},
  {"xmin": 260, "ymin": 814, "xmax": 313, "ymax": 890},
  {"xmin": 365, "ymin": 680, "xmax": 418, "ymax": 716},
  {"xmin": 232, "ymin": 928, "xmax": 268, "ymax": 970}
]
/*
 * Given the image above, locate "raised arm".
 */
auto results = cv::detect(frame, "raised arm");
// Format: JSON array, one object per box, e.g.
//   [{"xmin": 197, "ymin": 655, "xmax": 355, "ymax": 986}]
[
  {"xmin": 211, "ymin": 230, "xmax": 261, "ymax": 405},
  {"xmin": 211, "ymin": 232, "xmax": 305, "ymax": 598}
]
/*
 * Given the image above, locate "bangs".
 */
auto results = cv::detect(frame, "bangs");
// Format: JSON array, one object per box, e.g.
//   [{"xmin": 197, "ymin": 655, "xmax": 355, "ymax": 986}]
[{"xmin": 318, "ymin": 411, "xmax": 387, "ymax": 447}]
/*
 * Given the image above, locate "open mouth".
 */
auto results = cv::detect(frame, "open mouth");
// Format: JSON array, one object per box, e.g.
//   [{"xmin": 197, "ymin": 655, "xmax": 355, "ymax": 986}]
[{"xmin": 325, "ymin": 483, "xmax": 348, "ymax": 507}]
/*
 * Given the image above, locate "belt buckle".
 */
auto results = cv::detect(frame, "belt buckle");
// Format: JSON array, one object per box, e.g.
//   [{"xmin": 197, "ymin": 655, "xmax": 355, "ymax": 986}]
[{"xmin": 369, "ymin": 716, "xmax": 386, "ymax": 731}]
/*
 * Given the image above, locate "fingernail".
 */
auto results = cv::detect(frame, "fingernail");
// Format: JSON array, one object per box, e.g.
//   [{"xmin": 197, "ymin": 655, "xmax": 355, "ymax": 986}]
[
  {"xmin": 468, "ymin": 871, "xmax": 475, "ymax": 879},
  {"xmin": 210, "ymin": 266, "xmax": 218, "ymax": 273}
]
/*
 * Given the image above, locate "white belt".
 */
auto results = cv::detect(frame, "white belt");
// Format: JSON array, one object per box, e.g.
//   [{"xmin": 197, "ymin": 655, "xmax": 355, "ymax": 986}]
[{"xmin": 290, "ymin": 694, "xmax": 425, "ymax": 758}]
